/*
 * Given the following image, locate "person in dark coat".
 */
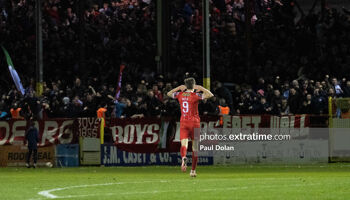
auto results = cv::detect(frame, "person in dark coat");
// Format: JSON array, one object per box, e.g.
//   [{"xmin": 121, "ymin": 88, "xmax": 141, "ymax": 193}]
[
  {"xmin": 343, "ymin": 81, "xmax": 350, "ymax": 97},
  {"xmin": 25, "ymin": 120, "xmax": 39, "ymax": 168},
  {"xmin": 288, "ymin": 88, "xmax": 301, "ymax": 114}
]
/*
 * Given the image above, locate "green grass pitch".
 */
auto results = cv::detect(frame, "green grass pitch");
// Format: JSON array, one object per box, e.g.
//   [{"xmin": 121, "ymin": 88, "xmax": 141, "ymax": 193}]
[{"xmin": 1, "ymin": 164, "xmax": 350, "ymax": 200}]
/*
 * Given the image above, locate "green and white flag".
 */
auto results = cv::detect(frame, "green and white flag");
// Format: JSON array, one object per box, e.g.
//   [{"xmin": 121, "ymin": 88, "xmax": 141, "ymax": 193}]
[{"xmin": 1, "ymin": 46, "xmax": 25, "ymax": 95}]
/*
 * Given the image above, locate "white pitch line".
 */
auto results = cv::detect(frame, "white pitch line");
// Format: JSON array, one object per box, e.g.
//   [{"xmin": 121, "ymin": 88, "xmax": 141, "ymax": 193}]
[
  {"xmin": 33, "ymin": 177, "xmax": 302, "ymax": 200},
  {"xmin": 38, "ymin": 183, "xmax": 118, "ymax": 199},
  {"xmin": 37, "ymin": 180, "xmax": 170, "ymax": 199},
  {"xmin": 33, "ymin": 183, "xmax": 321, "ymax": 200},
  {"xmin": 49, "ymin": 187, "xmax": 251, "ymax": 199},
  {"xmin": 36, "ymin": 177, "xmax": 298, "ymax": 199}
]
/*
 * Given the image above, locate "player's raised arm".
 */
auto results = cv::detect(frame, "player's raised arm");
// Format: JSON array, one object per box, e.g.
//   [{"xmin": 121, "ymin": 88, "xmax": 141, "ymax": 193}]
[
  {"xmin": 167, "ymin": 85, "xmax": 186, "ymax": 98},
  {"xmin": 194, "ymin": 85, "xmax": 214, "ymax": 99}
]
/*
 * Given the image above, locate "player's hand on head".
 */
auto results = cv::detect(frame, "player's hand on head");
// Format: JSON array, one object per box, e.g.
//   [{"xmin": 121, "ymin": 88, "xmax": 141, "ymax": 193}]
[{"xmin": 179, "ymin": 85, "xmax": 187, "ymax": 91}]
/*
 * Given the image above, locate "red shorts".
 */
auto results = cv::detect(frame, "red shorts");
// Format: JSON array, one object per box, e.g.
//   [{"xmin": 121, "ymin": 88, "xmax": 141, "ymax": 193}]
[{"xmin": 180, "ymin": 121, "xmax": 200, "ymax": 140}]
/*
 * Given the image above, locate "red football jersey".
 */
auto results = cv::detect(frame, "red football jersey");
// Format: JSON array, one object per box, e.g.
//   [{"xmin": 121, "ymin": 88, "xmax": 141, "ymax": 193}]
[{"xmin": 173, "ymin": 91, "xmax": 203, "ymax": 122}]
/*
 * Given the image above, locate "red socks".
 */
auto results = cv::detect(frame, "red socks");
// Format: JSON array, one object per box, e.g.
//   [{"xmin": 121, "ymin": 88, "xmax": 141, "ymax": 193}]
[
  {"xmin": 180, "ymin": 146, "xmax": 187, "ymax": 158},
  {"xmin": 192, "ymin": 151, "xmax": 198, "ymax": 170}
]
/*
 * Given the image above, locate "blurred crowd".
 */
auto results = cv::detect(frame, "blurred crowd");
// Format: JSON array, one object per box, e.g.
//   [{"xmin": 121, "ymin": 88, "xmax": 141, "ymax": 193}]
[
  {"xmin": 170, "ymin": 0, "xmax": 350, "ymax": 83},
  {"xmin": 1, "ymin": 74, "xmax": 349, "ymax": 120},
  {"xmin": 0, "ymin": 0, "xmax": 350, "ymax": 120}
]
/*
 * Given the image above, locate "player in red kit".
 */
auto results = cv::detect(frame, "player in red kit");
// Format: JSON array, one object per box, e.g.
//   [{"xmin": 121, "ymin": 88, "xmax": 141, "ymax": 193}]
[{"xmin": 167, "ymin": 77, "xmax": 214, "ymax": 177}]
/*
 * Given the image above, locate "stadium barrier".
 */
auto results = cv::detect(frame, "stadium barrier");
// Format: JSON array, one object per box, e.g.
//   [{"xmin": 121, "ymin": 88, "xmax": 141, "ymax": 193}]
[
  {"xmin": 328, "ymin": 97, "xmax": 350, "ymax": 162},
  {"xmin": 0, "ymin": 115, "xmax": 336, "ymax": 166},
  {"xmin": 101, "ymin": 144, "xmax": 213, "ymax": 166},
  {"xmin": 108, "ymin": 115, "xmax": 309, "ymax": 153},
  {"xmin": 0, "ymin": 145, "xmax": 55, "ymax": 167},
  {"xmin": 80, "ymin": 137, "xmax": 101, "ymax": 165},
  {"xmin": 76, "ymin": 118, "xmax": 102, "ymax": 165},
  {"xmin": 56, "ymin": 144, "xmax": 79, "ymax": 167}
]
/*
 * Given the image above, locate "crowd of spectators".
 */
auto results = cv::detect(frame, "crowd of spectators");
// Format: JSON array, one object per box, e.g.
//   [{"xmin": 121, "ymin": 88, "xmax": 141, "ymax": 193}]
[
  {"xmin": 170, "ymin": 0, "xmax": 350, "ymax": 83},
  {"xmin": 0, "ymin": 0, "xmax": 350, "ymax": 120},
  {"xmin": 1, "ymin": 73, "xmax": 349, "ymax": 120}
]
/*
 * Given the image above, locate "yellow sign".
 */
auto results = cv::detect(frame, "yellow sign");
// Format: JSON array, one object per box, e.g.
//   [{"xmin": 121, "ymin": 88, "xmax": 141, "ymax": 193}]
[
  {"xmin": 36, "ymin": 82, "xmax": 43, "ymax": 97},
  {"xmin": 203, "ymin": 78, "xmax": 210, "ymax": 90}
]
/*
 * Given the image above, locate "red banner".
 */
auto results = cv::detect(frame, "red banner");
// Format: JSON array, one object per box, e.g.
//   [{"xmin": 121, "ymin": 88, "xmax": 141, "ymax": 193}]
[
  {"xmin": 220, "ymin": 115, "xmax": 310, "ymax": 128},
  {"xmin": 108, "ymin": 115, "xmax": 310, "ymax": 153},
  {"xmin": 0, "ymin": 119, "xmax": 76, "ymax": 146},
  {"xmin": 0, "ymin": 115, "xmax": 311, "ymax": 149},
  {"xmin": 75, "ymin": 118, "xmax": 102, "ymax": 138},
  {"xmin": 109, "ymin": 117, "xmax": 163, "ymax": 153}
]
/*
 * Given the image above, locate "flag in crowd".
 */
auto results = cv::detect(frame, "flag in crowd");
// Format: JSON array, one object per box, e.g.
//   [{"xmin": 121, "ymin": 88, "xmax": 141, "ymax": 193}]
[
  {"xmin": 115, "ymin": 64, "xmax": 126, "ymax": 101},
  {"xmin": 1, "ymin": 46, "xmax": 25, "ymax": 95}
]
